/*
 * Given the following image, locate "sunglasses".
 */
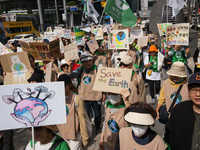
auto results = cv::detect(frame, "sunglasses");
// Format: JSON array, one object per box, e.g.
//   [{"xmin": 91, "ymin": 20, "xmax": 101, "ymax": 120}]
[
  {"xmin": 29, "ymin": 127, "xmax": 43, "ymax": 132},
  {"xmin": 119, "ymin": 63, "xmax": 129, "ymax": 67}
]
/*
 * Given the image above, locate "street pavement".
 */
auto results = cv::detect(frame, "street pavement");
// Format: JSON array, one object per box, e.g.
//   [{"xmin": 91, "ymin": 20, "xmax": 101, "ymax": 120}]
[{"xmin": 12, "ymin": 57, "xmax": 194, "ymax": 150}]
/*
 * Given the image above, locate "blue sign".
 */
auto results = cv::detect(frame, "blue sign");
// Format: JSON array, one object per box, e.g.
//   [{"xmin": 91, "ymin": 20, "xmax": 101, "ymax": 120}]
[{"xmin": 70, "ymin": 6, "xmax": 78, "ymax": 11}]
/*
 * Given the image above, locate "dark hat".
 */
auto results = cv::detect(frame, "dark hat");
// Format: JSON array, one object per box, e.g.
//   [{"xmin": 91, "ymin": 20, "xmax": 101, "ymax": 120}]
[
  {"xmin": 188, "ymin": 72, "xmax": 200, "ymax": 86},
  {"xmin": 57, "ymin": 74, "xmax": 72, "ymax": 87},
  {"xmin": 27, "ymin": 73, "xmax": 43, "ymax": 83}
]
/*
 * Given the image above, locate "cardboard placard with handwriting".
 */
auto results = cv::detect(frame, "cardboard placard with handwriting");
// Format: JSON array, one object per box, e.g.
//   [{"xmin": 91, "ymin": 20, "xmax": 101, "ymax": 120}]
[
  {"xmin": 64, "ymin": 43, "xmax": 79, "ymax": 61},
  {"xmin": 48, "ymin": 39, "xmax": 61, "ymax": 59},
  {"xmin": 44, "ymin": 32, "xmax": 57, "ymax": 40},
  {"xmin": 137, "ymin": 36, "xmax": 148, "ymax": 47},
  {"xmin": 166, "ymin": 23, "xmax": 189, "ymax": 46},
  {"xmin": 93, "ymin": 67, "xmax": 132, "ymax": 94},
  {"xmin": 45, "ymin": 62, "xmax": 55, "ymax": 82},
  {"xmin": 0, "ymin": 51, "xmax": 31, "ymax": 85},
  {"xmin": 148, "ymin": 34, "xmax": 157, "ymax": 43},
  {"xmin": 87, "ymin": 39, "xmax": 99, "ymax": 52}
]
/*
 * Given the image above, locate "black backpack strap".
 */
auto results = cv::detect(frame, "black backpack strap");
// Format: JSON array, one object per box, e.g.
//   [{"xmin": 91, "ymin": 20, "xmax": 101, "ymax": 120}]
[
  {"xmin": 49, "ymin": 137, "xmax": 65, "ymax": 150},
  {"xmin": 168, "ymin": 85, "xmax": 183, "ymax": 113}
]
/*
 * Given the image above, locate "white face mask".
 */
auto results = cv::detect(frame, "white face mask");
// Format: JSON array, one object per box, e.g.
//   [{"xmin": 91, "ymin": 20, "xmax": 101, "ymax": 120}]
[
  {"xmin": 131, "ymin": 124, "xmax": 148, "ymax": 137},
  {"xmin": 72, "ymin": 79, "xmax": 78, "ymax": 88},
  {"xmin": 107, "ymin": 94, "xmax": 121, "ymax": 105}
]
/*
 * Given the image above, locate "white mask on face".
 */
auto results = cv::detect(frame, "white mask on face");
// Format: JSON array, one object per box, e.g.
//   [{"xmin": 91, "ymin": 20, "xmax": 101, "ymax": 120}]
[
  {"xmin": 131, "ymin": 124, "xmax": 148, "ymax": 137},
  {"xmin": 72, "ymin": 79, "xmax": 78, "ymax": 88},
  {"xmin": 107, "ymin": 94, "xmax": 121, "ymax": 105}
]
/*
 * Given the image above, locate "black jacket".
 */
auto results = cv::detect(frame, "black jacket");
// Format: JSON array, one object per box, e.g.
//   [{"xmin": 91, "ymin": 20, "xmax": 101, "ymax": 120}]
[
  {"xmin": 164, "ymin": 100, "xmax": 195, "ymax": 150},
  {"xmin": 193, "ymin": 48, "xmax": 199, "ymax": 63}
]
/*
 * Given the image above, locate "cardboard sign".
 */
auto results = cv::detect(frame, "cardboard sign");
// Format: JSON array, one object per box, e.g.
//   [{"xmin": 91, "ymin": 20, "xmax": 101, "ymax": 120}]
[
  {"xmin": 44, "ymin": 32, "xmax": 57, "ymax": 40},
  {"xmin": 93, "ymin": 67, "xmax": 132, "ymax": 94},
  {"xmin": 87, "ymin": 38, "xmax": 99, "ymax": 52},
  {"xmin": 137, "ymin": 36, "xmax": 148, "ymax": 47},
  {"xmin": 76, "ymin": 37, "xmax": 85, "ymax": 46},
  {"xmin": 45, "ymin": 62, "xmax": 55, "ymax": 82},
  {"xmin": 71, "ymin": 32, "xmax": 76, "ymax": 43},
  {"xmin": 49, "ymin": 39, "xmax": 61, "ymax": 59},
  {"xmin": 20, "ymin": 39, "xmax": 60, "ymax": 61},
  {"xmin": 54, "ymin": 27, "xmax": 63, "ymax": 37},
  {"xmin": 109, "ymin": 29, "xmax": 129, "ymax": 49},
  {"xmin": 130, "ymin": 28, "xmax": 143, "ymax": 40},
  {"xmin": 0, "ymin": 82, "xmax": 66, "ymax": 130},
  {"xmin": 0, "ymin": 42, "xmax": 13, "ymax": 55},
  {"xmin": 157, "ymin": 23, "xmax": 172, "ymax": 36},
  {"xmin": 0, "ymin": 51, "xmax": 32, "ymax": 85},
  {"xmin": 95, "ymin": 28, "xmax": 103, "ymax": 40},
  {"xmin": 148, "ymin": 34, "xmax": 158, "ymax": 43},
  {"xmin": 117, "ymin": 25, "xmax": 128, "ymax": 30},
  {"xmin": 63, "ymin": 30, "xmax": 71, "ymax": 39},
  {"xmin": 46, "ymin": 27, "xmax": 52, "ymax": 32},
  {"xmin": 166, "ymin": 23, "xmax": 189, "ymax": 46},
  {"xmin": 64, "ymin": 43, "xmax": 79, "ymax": 61}
]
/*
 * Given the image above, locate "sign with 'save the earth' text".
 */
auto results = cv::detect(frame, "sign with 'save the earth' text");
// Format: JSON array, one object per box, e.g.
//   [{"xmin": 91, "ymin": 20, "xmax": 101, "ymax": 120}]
[{"xmin": 93, "ymin": 67, "xmax": 132, "ymax": 94}]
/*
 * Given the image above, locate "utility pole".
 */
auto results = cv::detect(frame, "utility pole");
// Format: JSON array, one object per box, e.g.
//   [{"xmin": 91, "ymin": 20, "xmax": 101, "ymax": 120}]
[
  {"xmin": 188, "ymin": 0, "xmax": 190, "ymax": 23},
  {"xmin": 37, "ymin": 0, "xmax": 44, "ymax": 32},
  {"xmin": 63, "ymin": 0, "xmax": 68, "ymax": 28},
  {"xmin": 194, "ymin": 0, "xmax": 198, "ymax": 30},
  {"xmin": 55, "ymin": 0, "xmax": 59, "ymax": 26}
]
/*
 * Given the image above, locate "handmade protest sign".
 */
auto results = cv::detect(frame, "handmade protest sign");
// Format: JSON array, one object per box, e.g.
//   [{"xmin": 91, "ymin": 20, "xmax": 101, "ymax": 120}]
[
  {"xmin": 148, "ymin": 34, "xmax": 158, "ymax": 43},
  {"xmin": 95, "ymin": 28, "xmax": 103, "ymax": 40},
  {"xmin": 87, "ymin": 38, "xmax": 99, "ymax": 52},
  {"xmin": 45, "ymin": 62, "xmax": 56, "ymax": 82},
  {"xmin": 130, "ymin": 28, "xmax": 143, "ymax": 40},
  {"xmin": 157, "ymin": 23, "xmax": 172, "ymax": 36},
  {"xmin": 64, "ymin": 43, "xmax": 79, "ymax": 61},
  {"xmin": 76, "ymin": 37, "xmax": 85, "ymax": 46},
  {"xmin": 93, "ymin": 67, "xmax": 132, "ymax": 94},
  {"xmin": 63, "ymin": 30, "xmax": 71, "ymax": 39},
  {"xmin": 55, "ymin": 27, "xmax": 63, "ymax": 37},
  {"xmin": 46, "ymin": 27, "xmax": 52, "ymax": 32},
  {"xmin": 117, "ymin": 25, "xmax": 128, "ymax": 30},
  {"xmin": 48, "ymin": 39, "xmax": 61, "ymax": 59},
  {"xmin": 44, "ymin": 32, "xmax": 57, "ymax": 40},
  {"xmin": 137, "ymin": 36, "xmax": 148, "ymax": 47},
  {"xmin": 0, "ymin": 51, "xmax": 32, "ymax": 85},
  {"xmin": 71, "ymin": 32, "xmax": 76, "ymax": 43},
  {"xmin": 109, "ymin": 29, "xmax": 129, "ymax": 49},
  {"xmin": 0, "ymin": 42, "xmax": 13, "ymax": 55},
  {"xmin": 166, "ymin": 23, "xmax": 189, "ymax": 46},
  {"xmin": 0, "ymin": 82, "xmax": 66, "ymax": 131}
]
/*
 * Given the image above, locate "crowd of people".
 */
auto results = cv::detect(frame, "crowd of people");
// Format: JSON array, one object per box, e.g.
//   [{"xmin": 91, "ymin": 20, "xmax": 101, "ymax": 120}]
[{"xmin": 0, "ymin": 24, "xmax": 200, "ymax": 150}]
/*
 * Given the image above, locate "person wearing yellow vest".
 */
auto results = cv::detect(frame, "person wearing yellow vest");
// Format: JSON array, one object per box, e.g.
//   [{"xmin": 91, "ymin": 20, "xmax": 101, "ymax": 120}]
[
  {"xmin": 115, "ymin": 102, "xmax": 170, "ymax": 150},
  {"xmin": 72, "ymin": 52, "xmax": 105, "ymax": 134},
  {"xmin": 118, "ymin": 53, "xmax": 146, "ymax": 104},
  {"xmin": 93, "ymin": 45, "xmax": 108, "ymax": 67},
  {"xmin": 156, "ymin": 61, "xmax": 189, "ymax": 119},
  {"xmin": 144, "ymin": 45, "xmax": 161, "ymax": 104},
  {"xmin": 99, "ymin": 90, "xmax": 130, "ymax": 150},
  {"xmin": 57, "ymin": 74, "xmax": 89, "ymax": 149}
]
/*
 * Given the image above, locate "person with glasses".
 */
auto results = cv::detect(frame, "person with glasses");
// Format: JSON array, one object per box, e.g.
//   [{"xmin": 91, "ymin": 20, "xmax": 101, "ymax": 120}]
[
  {"xmin": 156, "ymin": 61, "xmax": 189, "ymax": 119},
  {"xmin": 25, "ymin": 126, "xmax": 70, "ymax": 150},
  {"xmin": 118, "ymin": 52, "xmax": 146, "ymax": 104},
  {"xmin": 164, "ymin": 72, "xmax": 200, "ymax": 150},
  {"xmin": 144, "ymin": 45, "xmax": 161, "ymax": 104}
]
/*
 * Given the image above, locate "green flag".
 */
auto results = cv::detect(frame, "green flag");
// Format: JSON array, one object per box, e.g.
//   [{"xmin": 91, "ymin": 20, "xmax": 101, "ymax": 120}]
[
  {"xmin": 104, "ymin": 0, "xmax": 137, "ymax": 27},
  {"xmin": 74, "ymin": 28, "xmax": 86, "ymax": 41}
]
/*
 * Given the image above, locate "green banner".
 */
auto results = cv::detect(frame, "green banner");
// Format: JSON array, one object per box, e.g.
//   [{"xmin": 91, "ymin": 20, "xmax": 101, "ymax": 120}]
[
  {"xmin": 74, "ymin": 28, "xmax": 86, "ymax": 41},
  {"xmin": 104, "ymin": 0, "xmax": 137, "ymax": 27}
]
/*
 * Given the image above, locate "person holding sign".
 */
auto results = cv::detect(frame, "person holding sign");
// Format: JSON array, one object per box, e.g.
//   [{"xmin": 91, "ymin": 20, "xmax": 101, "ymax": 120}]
[
  {"xmin": 57, "ymin": 74, "xmax": 89, "ymax": 149},
  {"xmin": 94, "ymin": 45, "xmax": 108, "ymax": 67},
  {"xmin": 118, "ymin": 53, "xmax": 146, "ymax": 104},
  {"xmin": 115, "ymin": 102, "xmax": 170, "ymax": 150},
  {"xmin": 144, "ymin": 45, "xmax": 161, "ymax": 104},
  {"xmin": 25, "ymin": 126, "xmax": 70, "ymax": 150},
  {"xmin": 99, "ymin": 90, "xmax": 130, "ymax": 150},
  {"xmin": 171, "ymin": 45, "xmax": 190, "ymax": 64},
  {"xmin": 71, "ymin": 52, "xmax": 105, "ymax": 134}
]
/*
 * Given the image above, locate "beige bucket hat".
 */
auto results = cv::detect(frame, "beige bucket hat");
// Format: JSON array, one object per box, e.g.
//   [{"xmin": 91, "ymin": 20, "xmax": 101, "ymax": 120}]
[{"xmin": 167, "ymin": 61, "xmax": 187, "ymax": 78}]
